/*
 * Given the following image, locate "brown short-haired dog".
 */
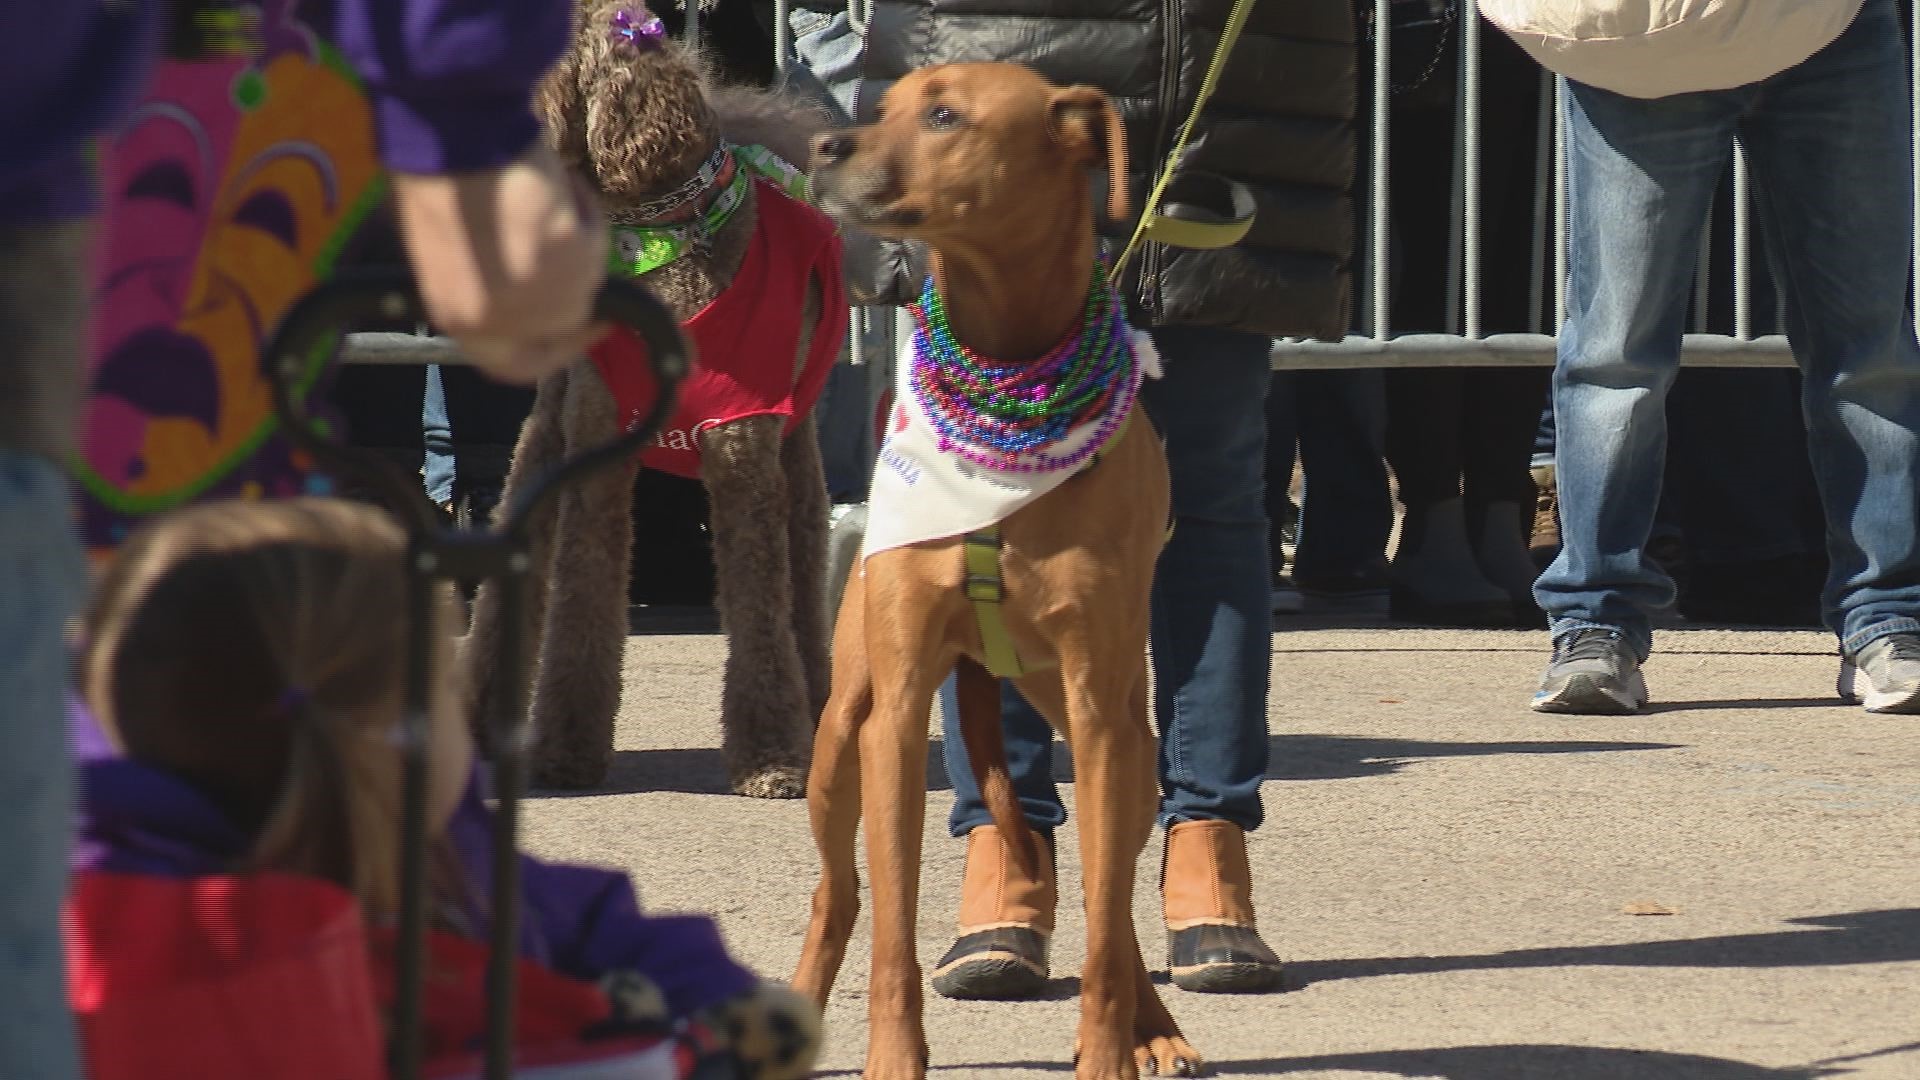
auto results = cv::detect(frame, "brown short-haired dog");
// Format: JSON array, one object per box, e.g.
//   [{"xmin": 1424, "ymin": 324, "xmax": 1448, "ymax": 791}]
[
  {"xmin": 791, "ymin": 64, "xmax": 1201, "ymax": 1080},
  {"xmin": 460, "ymin": 0, "xmax": 842, "ymax": 796}
]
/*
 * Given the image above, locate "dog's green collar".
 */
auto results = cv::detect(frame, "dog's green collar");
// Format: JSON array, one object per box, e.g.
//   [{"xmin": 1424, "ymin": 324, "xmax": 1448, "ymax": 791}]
[{"xmin": 607, "ymin": 144, "xmax": 809, "ymax": 278}]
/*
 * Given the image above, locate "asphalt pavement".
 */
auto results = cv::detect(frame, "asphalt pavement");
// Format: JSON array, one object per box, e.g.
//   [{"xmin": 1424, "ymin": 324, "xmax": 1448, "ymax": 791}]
[{"xmin": 519, "ymin": 620, "xmax": 1920, "ymax": 1080}]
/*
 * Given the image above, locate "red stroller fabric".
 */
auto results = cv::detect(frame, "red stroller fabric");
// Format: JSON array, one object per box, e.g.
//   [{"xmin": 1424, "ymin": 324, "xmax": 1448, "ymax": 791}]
[
  {"xmin": 65, "ymin": 870, "xmax": 387, "ymax": 1080},
  {"xmin": 365, "ymin": 922, "xmax": 630, "ymax": 1071},
  {"xmin": 65, "ymin": 869, "xmax": 696, "ymax": 1080}
]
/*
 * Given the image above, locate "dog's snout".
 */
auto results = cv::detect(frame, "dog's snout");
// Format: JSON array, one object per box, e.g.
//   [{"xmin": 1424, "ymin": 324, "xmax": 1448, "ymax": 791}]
[{"xmin": 812, "ymin": 131, "xmax": 858, "ymax": 165}]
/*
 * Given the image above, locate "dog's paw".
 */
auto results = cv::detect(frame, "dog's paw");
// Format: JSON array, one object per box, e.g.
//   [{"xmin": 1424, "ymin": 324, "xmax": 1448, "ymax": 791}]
[
  {"xmin": 696, "ymin": 984, "xmax": 823, "ymax": 1080},
  {"xmin": 732, "ymin": 764, "xmax": 807, "ymax": 799}
]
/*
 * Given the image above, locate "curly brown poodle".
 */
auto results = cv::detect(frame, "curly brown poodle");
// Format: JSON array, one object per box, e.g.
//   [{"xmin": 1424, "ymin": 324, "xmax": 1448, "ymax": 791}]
[{"xmin": 460, "ymin": 0, "xmax": 843, "ymax": 797}]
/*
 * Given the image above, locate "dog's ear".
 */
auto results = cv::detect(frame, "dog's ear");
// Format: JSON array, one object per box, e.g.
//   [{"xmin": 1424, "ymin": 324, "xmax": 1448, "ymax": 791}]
[
  {"xmin": 534, "ymin": 27, "xmax": 590, "ymax": 175},
  {"xmin": 1048, "ymin": 85, "xmax": 1130, "ymax": 225}
]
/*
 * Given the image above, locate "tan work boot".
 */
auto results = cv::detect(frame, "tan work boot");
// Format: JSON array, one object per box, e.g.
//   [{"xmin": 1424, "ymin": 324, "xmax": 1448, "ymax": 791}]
[
  {"xmin": 1530, "ymin": 462, "xmax": 1561, "ymax": 570},
  {"xmin": 1162, "ymin": 819, "xmax": 1284, "ymax": 993},
  {"xmin": 930, "ymin": 824, "xmax": 1056, "ymax": 1000}
]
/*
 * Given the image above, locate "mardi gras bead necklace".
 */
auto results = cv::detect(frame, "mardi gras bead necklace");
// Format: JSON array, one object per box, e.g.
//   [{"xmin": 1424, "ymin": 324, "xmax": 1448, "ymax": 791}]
[{"xmin": 909, "ymin": 264, "xmax": 1139, "ymax": 474}]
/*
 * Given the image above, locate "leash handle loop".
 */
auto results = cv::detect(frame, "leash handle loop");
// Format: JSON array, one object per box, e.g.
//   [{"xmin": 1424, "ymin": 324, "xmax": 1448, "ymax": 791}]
[{"xmin": 1113, "ymin": 0, "xmax": 1263, "ymax": 276}]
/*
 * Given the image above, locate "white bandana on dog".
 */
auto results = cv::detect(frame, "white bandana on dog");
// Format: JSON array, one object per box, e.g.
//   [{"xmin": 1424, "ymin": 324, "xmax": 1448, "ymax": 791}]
[{"xmin": 860, "ymin": 329, "xmax": 1161, "ymax": 561}]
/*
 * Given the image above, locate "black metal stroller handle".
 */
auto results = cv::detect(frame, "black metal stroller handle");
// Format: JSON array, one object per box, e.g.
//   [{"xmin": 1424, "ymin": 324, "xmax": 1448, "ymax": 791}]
[
  {"xmin": 264, "ymin": 269, "xmax": 689, "ymax": 540},
  {"xmin": 261, "ymin": 269, "xmax": 690, "ymax": 1080}
]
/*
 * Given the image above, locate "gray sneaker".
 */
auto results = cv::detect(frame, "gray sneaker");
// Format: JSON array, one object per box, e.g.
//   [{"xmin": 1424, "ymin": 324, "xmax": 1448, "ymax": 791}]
[
  {"xmin": 1531, "ymin": 628, "xmax": 1647, "ymax": 714},
  {"xmin": 1838, "ymin": 633, "xmax": 1920, "ymax": 713}
]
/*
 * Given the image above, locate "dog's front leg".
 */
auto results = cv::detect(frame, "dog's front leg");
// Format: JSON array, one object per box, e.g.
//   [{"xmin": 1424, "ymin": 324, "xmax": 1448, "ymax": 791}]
[
  {"xmin": 526, "ymin": 370, "xmax": 637, "ymax": 790},
  {"xmin": 1061, "ymin": 657, "xmax": 1175, "ymax": 1080},
  {"xmin": 793, "ymin": 563, "xmax": 873, "ymax": 1007},
  {"xmin": 702, "ymin": 415, "xmax": 813, "ymax": 798},
  {"xmin": 1117, "ymin": 673, "xmax": 1200, "ymax": 1078},
  {"xmin": 857, "ymin": 572, "xmax": 946, "ymax": 1080}
]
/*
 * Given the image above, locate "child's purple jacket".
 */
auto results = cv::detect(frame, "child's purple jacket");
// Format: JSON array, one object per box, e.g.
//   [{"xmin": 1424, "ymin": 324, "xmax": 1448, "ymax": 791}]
[
  {"xmin": 0, "ymin": 0, "xmax": 571, "ymax": 226},
  {"xmin": 68, "ymin": 698, "xmax": 759, "ymax": 1021}
]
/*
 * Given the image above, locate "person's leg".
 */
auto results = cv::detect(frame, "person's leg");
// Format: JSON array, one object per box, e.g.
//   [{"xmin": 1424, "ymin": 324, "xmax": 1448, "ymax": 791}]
[
  {"xmin": 0, "ymin": 220, "xmax": 91, "ymax": 1079},
  {"xmin": 1289, "ymin": 369, "xmax": 1393, "ymax": 614},
  {"xmin": 1264, "ymin": 369, "xmax": 1301, "ymax": 609},
  {"xmin": 1733, "ymin": 0, "xmax": 1920, "ymax": 709},
  {"xmin": 1386, "ymin": 368, "xmax": 1514, "ymax": 624},
  {"xmin": 814, "ymin": 350, "xmax": 875, "ymax": 504},
  {"xmin": 1531, "ymin": 76, "xmax": 1744, "ymax": 712},
  {"xmin": 786, "ymin": 3, "xmax": 882, "ymax": 518},
  {"xmin": 930, "ymin": 674, "xmax": 1063, "ymax": 999},
  {"xmin": 1140, "ymin": 324, "xmax": 1282, "ymax": 992},
  {"xmin": 1460, "ymin": 367, "xmax": 1553, "ymax": 624},
  {"xmin": 328, "ymin": 364, "xmax": 428, "ymax": 513},
  {"xmin": 1144, "ymin": 326, "xmax": 1272, "ymax": 829},
  {"xmin": 423, "ymin": 364, "xmax": 455, "ymax": 508},
  {"xmin": 782, "ymin": 2, "xmax": 864, "ymax": 122},
  {"xmin": 439, "ymin": 362, "xmax": 535, "ymax": 528}
]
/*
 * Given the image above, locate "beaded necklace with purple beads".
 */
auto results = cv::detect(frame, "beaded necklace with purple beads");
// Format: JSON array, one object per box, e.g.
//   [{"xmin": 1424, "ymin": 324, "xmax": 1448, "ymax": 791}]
[{"xmin": 908, "ymin": 264, "xmax": 1139, "ymax": 474}]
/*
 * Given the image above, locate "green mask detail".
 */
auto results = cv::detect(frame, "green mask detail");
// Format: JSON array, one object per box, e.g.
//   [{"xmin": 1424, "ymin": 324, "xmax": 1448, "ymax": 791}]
[{"xmin": 607, "ymin": 144, "xmax": 812, "ymax": 279}]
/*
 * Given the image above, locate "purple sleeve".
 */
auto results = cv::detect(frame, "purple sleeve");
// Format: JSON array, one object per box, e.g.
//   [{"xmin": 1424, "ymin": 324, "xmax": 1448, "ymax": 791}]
[
  {"xmin": 0, "ymin": 1, "xmax": 161, "ymax": 224},
  {"xmin": 330, "ymin": 0, "xmax": 572, "ymax": 175},
  {"xmin": 520, "ymin": 859, "xmax": 762, "ymax": 1019},
  {"xmin": 442, "ymin": 777, "xmax": 759, "ymax": 1019}
]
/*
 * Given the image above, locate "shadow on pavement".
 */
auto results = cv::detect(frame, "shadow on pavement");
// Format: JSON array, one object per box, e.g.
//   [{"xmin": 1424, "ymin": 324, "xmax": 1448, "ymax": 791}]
[
  {"xmin": 1286, "ymin": 908, "xmax": 1920, "ymax": 987},
  {"xmin": 539, "ymin": 733, "xmax": 1680, "ymax": 795},
  {"xmin": 532, "ymin": 743, "xmax": 950, "ymax": 797},
  {"xmin": 1644, "ymin": 697, "xmax": 1845, "ymax": 714},
  {"xmin": 530, "ymin": 748, "xmax": 732, "ymax": 797},
  {"xmin": 1206, "ymin": 1044, "xmax": 1844, "ymax": 1078},
  {"xmin": 1265, "ymin": 734, "xmax": 1680, "ymax": 781},
  {"xmin": 956, "ymin": 732, "xmax": 1680, "ymax": 785},
  {"xmin": 826, "ymin": 1042, "xmax": 1857, "ymax": 1077}
]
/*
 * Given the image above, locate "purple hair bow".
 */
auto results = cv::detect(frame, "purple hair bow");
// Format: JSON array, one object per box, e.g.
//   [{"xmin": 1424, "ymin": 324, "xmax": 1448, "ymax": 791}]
[{"xmin": 611, "ymin": 6, "xmax": 667, "ymax": 47}]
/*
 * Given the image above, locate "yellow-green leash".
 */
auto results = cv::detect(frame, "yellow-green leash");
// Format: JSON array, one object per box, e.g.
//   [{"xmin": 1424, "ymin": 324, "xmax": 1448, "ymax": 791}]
[{"xmin": 1113, "ymin": 0, "xmax": 1263, "ymax": 276}]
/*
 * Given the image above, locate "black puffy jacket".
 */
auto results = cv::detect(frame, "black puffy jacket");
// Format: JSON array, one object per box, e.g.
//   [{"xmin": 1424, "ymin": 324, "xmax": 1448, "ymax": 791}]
[{"xmin": 855, "ymin": 0, "xmax": 1357, "ymax": 341}]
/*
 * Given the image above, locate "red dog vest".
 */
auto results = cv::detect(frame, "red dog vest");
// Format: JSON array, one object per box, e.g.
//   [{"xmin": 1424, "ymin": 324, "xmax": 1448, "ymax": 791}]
[{"xmin": 589, "ymin": 179, "xmax": 847, "ymax": 480}]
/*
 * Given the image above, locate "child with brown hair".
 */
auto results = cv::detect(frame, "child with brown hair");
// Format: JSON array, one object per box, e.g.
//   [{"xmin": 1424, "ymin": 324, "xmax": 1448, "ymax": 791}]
[{"xmin": 66, "ymin": 496, "xmax": 819, "ymax": 1079}]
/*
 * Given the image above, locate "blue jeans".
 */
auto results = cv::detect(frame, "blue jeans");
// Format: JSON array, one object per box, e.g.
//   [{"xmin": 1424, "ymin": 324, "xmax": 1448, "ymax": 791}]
[
  {"xmin": 787, "ymin": 5, "xmax": 884, "ymax": 502},
  {"xmin": 424, "ymin": 364, "xmax": 454, "ymax": 504},
  {"xmin": 941, "ymin": 325, "xmax": 1274, "ymax": 835},
  {"xmin": 784, "ymin": 3, "xmax": 864, "ymax": 122},
  {"xmin": 418, "ymin": 362, "xmax": 534, "ymax": 511},
  {"xmin": 1535, "ymin": 0, "xmax": 1920, "ymax": 660}
]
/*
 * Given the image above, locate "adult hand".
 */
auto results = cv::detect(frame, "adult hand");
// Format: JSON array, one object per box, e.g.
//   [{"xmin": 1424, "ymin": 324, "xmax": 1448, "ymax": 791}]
[{"xmin": 390, "ymin": 142, "xmax": 608, "ymax": 384}]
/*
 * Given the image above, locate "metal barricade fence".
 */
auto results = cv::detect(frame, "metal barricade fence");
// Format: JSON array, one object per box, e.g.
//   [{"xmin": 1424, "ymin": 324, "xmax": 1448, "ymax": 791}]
[
  {"xmin": 1280, "ymin": 0, "xmax": 1814, "ymax": 369},
  {"xmin": 340, "ymin": 0, "xmax": 1920, "ymax": 383}
]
